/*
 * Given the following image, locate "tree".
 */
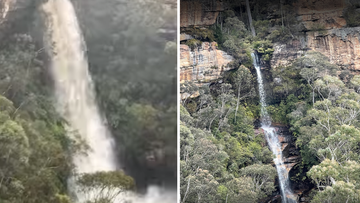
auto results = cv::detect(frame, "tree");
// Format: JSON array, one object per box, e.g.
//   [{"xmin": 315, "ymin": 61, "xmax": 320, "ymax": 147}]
[
  {"xmin": 230, "ymin": 65, "xmax": 255, "ymax": 122},
  {"xmin": 180, "ymin": 124, "xmax": 228, "ymax": 203},
  {"xmin": 181, "ymin": 81, "xmax": 199, "ymax": 106},
  {"xmin": 300, "ymin": 67, "xmax": 318, "ymax": 104},
  {"xmin": 297, "ymin": 52, "xmax": 339, "ymax": 103},
  {"xmin": 314, "ymin": 75, "xmax": 345, "ymax": 101},
  {"xmin": 239, "ymin": 164, "xmax": 277, "ymax": 199},
  {"xmin": 225, "ymin": 176, "xmax": 258, "ymax": 203},
  {"xmin": 76, "ymin": 171, "xmax": 135, "ymax": 203},
  {"xmin": 350, "ymin": 75, "xmax": 360, "ymax": 93},
  {"xmin": 0, "ymin": 96, "xmax": 30, "ymax": 193},
  {"xmin": 308, "ymin": 159, "xmax": 360, "ymax": 203},
  {"xmin": 224, "ymin": 17, "xmax": 246, "ymax": 36},
  {"xmin": 216, "ymin": 83, "xmax": 235, "ymax": 132}
]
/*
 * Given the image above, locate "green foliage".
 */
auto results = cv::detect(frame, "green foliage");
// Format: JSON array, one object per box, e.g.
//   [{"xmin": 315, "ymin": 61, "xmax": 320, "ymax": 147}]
[
  {"xmin": 343, "ymin": 6, "xmax": 360, "ymax": 27},
  {"xmin": 254, "ymin": 20, "xmax": 270, "ymax": 39},
  {"xmin": 222, "ymin": 35, "xmax": 252, "ymax": 63},
  {"xmin": 240, "ymin": 164, "xmax": 277, "ymax": 199},
  {"xmin": 224, "ymin": 17, "xmax": 247, "ymax": 37},
  {"xmin": 185, "ymin": 39, "xmax": 202, "ymax": 50},
  {"xmin": 77, "ymin": 171, "xmax": 135, "ymax": 203},
  {"xmin": 184, "ymin": 27, "xmax": 215, "ymax": 41},
  {"xmin": 267, "ymin": 26, "xmax": 294, "ymax": 43},
  {"xmin": 76, "ymin": 0, "xmax": 177, "ymax": 187},
  {"xmin": 252, "ymin": 40, "xmax": 274, "ymax": 61},
  {"xmin": 213, "ymin": 25, "xmax": 225, "ymax": 47},
  {"xmin": 0, "ymin": 34, "xmax": 72, "ymax": 203},
  {"xmin": 309, "ymin": 23, "xmax": 326, "ymax": 32},
  {"xmin": 180, "ymin": 72, "xmax": 276, "ymax": 203},
  {"xmin": 209, "ymin": 14, "xmax": 252, "ymax": 65},
  {"xmin": 287, "ymin": 60, "xmax": 360, "ymax": 201},
  {"xmin": 308, "ymin": 159, "xmax": 360, "ymax": 203}
]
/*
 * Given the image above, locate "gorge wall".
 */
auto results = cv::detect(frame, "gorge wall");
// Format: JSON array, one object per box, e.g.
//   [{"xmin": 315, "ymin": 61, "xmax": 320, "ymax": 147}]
[
  {"xmin": 180, "ymin": 0, "xmax": 224, "ymax": 27},
  {"xmin": 271, "ymin": 0, "xmax": 360, "ymax": 72},
  {"xmin": 180, "ymin": 0, "xmax": 360, "ymax": 87},
  {"xmin": 180, "ymin": 42, "xmax": 233, "ymax": 85},
  {"xmin": 180, "ymin": 1, "xmax": 356, "ymax": 201}
]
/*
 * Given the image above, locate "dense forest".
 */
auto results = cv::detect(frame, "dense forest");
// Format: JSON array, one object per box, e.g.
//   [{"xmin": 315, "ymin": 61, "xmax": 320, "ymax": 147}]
[
  {"xmin": 0, "ymin": 0, "xmax": 176, "ymax": 202},
  {"xmin": 180, "ymin": 0, "xmax": 360, "ymax": 202}
]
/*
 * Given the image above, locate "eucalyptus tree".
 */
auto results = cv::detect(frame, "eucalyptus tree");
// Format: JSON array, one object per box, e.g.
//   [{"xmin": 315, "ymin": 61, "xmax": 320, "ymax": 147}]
[
  {"xmin": 76, "ymin": 171, "xmax": 135, "ymax": 203},
  {"xmin": 240, "ymin": 164, "xmax": 277, "ymax": 199},
  {"xmin": 230, "ymin": 65, "xmax": 255, "ymax": 122}
]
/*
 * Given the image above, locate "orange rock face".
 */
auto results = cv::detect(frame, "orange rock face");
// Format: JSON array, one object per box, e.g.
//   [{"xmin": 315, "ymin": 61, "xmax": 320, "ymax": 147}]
[
  {"xmin": 295, "ymin": 0, "xmax": 347, "ymax": 30},
  {"xmin": 180, "ymin": 42, "xmax": 234, "ymax": 84},
  {"xmin": 307, "ymin": 29, "xmax": 360, "ymax": 71},
  {"xmin": 271, "ymin": 0, "xmax": 360, "ymax": 71},
  {"xmin": 180, "ymin": 0, "xmax": 224, "ymax": 27},
  {"xmin": 272, "ymin": 28, "xmax": 360, "ymax": 71}
]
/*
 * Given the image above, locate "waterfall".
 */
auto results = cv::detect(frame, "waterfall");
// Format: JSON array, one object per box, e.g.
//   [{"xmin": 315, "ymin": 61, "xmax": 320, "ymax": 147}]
[
  {"xmin": 41, "ymin": 0, "xmax": 176, "ymax": 202},
  {"xmin": 252, "ymin": 53, "xmax": 297, "ymax": 203}
]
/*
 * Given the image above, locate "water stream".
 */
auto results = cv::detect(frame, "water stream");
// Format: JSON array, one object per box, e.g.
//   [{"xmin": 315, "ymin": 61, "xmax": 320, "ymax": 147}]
[
  {"xmin": 41, "ymin": 0, "xmax": 176, "ymax": 202},
  {"xmin": 252, "ymin": 53, "xmax": 296, "ymax": 203}
]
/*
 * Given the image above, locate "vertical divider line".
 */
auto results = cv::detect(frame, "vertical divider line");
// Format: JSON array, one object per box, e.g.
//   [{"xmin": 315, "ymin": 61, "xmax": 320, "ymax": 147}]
[{"xmin": 177, "ymin": 0, "xmax": 181, "ymax": 202}]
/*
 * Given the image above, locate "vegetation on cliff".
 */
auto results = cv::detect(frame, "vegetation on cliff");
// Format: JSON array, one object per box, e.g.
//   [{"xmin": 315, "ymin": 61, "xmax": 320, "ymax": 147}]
[
  {"xmin": 0, "ymin": 0, "xmax": 176, "ymax": 202},
  {"xmin": 180, "ymin": 0, "xmax": 360, "ymax": 202},
  {"xmin": 181, "ymin": 66, "xmax": 276, "ymax": 202},
  {"xmin": 74, "ymin": 0, "xmax": 177, "ymax": 190},
  {"xmin": 0, "ymin": 33, "xmax": 72, "ymax": 203},
  {"xmin": 181, "ymin": 49, "xmax": 360, "ymax": 203},
  {"xmin": 181, "ymin": 0, "xmax": 299, "ymax": 66}
]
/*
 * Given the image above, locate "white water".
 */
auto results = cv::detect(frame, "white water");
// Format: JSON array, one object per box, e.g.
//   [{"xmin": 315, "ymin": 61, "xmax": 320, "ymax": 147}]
[
  {"xmin": 42, "ymin": 0, "xmax": 176, "ymax": 202},
  {"xmin": 252, "ymin": 53, "xmax": 296, "ymax": 203}
]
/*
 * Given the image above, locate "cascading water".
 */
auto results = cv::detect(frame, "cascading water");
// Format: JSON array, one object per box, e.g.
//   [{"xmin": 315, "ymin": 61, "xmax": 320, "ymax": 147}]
[
  {"xmin": 252, "ymin": 53, "xmax": 297, "ymax": 203},
  {"xmin": 41, "ymin": 0, "xmax": 176, "ymax": 202}
]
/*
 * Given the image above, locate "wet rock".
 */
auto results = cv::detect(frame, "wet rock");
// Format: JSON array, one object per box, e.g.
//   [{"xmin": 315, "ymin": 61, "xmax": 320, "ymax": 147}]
[{"xmin": 271, "ymin": 126, "xmax": 301, "ymax": 180}]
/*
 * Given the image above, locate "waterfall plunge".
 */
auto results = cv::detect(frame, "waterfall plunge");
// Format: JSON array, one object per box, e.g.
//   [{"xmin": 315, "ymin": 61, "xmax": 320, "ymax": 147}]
[
  {"xmin": 41, "ymin": 0, "xmax": 176, "ymax": 202},
  {"xmin": 252, "ymin": 53, "xmax": 297, "ymax": 203}
]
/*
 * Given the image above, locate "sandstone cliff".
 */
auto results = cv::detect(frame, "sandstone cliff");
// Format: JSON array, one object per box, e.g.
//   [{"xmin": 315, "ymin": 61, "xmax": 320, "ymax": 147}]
[
  {"xmin": 180, "ymin": 0, "xmax": 360, "ymax": 73},
  {"xmin": 180, "ymin": 0, "xmax": 224, "ymax": 27},
  {"xmin": 294, "ymin": 0, "xmax": 347, "ymax": 30},
  {"xmin": 272, "ymin": 27, "xmax": 360, "ymax": 71},
  {"xmin": 180, "ymin": 42, "xmax": 234, "ymax": 85},
  {"xmin": 271, "ymin": 0, "xmax": 360, "ymax": 72}
]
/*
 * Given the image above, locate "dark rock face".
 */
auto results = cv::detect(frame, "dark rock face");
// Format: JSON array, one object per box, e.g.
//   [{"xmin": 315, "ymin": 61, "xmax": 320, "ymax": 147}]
[
  {"xmin": 272, "ymin": 126, "xmax": 299, "ymax": 174},
  {"xmin": 271, "ymin": 126, "xmax": 314, "ymax": 203}
]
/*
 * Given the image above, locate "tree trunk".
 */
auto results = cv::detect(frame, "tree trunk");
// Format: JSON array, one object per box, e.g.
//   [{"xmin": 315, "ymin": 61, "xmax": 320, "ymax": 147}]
[
  {"xmin": 280, "ymin": 0, "xmax": 284, "ymax": 28},
  {"xmin": 312, "ymin": 88, "xmax": 315, "ymax": 104},
  {"xmin": 181, "ymin": 178, "xmax": 191, "ymax": 203},
  {"xmin": 246, "ymin": 0, "xmax": 256, "ymax": 37},
  {"xmin": 235, "ymin": 85, "xmax": 241, "ymax": 122},
  {"xmin": 220, "ymin": 12, "xmax": 223, "ymax": 31}
]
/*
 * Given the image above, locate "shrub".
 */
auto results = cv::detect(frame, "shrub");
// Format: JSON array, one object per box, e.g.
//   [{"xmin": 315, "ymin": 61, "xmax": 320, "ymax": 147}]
[
  {"xmin": 343, "ymin": 6, "xmax": 360, "ymax": 27},
  {"xmin": 252, "ymin": 40, "xmax": 274, "ymax": 61},
  {"xmin": 185, "ymin": 39, "xmax": 202, "ymax": 50},
  {"xmin": 184, "ymin": 27, "xmax": 215, "ymax": 41}
]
